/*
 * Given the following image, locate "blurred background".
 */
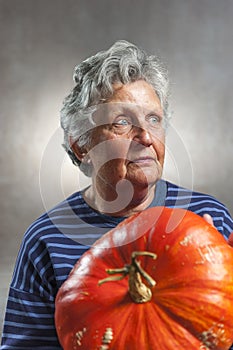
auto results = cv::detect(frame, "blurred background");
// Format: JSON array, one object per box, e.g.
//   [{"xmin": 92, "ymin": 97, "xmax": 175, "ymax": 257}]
[{"xmin": 1, "ymin": 0, "xmax": 233, "ymax": 338}]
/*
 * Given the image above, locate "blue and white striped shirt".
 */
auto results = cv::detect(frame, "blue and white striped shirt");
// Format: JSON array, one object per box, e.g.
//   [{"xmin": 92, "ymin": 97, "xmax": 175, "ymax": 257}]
[{"xmin": 1, "ymin": 180, "xmax": 233, "ymax": 349}]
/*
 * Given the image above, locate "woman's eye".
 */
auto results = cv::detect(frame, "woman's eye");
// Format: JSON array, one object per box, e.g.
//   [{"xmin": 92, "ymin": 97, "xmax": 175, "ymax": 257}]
[
  {"xmin": 113, "ymin": 118, "xmax": 131, "ymax": 127},
  {"xmin": 148, "ymin": 115, "xmax": 160, "ymax": 127},
  {"xmin": 111, "ymin": 117, "xmax": 132, "ymax": 134}
]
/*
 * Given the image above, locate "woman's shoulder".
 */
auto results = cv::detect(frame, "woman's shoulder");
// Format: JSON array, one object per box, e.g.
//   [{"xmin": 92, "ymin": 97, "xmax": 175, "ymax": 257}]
[
  {"xmin": 165, "ymin": 180, "xmax": 228, "ymax": 209},
  {"xmin": 164, "ymin": 180, "xmax": 233, "ymax": 237},
  {"xmin": 22, "ymin": 190, "xmax": 85, "ymax": 242}
]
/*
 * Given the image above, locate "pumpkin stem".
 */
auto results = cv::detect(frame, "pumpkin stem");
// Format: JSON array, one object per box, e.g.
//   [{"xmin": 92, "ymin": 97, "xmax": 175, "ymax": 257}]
[{"xmin": 98, "ymin": 251, "xmax": 157, "ymax": 304}]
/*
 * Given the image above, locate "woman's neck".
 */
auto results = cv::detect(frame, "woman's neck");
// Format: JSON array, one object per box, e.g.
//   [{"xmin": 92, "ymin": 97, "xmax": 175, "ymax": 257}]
[{"xmin": 82, "ymin": 181, "xmax": 156, "ymax": 217}]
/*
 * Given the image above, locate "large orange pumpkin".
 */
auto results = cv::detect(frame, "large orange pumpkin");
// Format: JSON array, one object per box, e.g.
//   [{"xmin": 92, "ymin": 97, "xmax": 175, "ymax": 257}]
[{"xmin": 55, "ymin": 207, "xmax": 233, "ymax": 349}]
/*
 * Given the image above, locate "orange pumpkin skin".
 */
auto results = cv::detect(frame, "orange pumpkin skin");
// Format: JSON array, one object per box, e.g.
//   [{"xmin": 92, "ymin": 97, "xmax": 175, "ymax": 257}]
[{"xmin": 55, "ymin": 207, "xmax": 233, "ymax": 350}]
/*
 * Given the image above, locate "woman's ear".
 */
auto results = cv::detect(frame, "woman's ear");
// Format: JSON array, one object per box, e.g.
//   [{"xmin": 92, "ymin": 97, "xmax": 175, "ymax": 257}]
[{"xmin": 69, "ymin": 137, "xmax": 87, "ymax": 163}]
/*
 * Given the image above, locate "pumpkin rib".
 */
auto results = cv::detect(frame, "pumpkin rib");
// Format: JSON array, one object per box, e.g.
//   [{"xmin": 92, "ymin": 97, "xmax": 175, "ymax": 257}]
[
  {"xmin": 143, "ymin": 302, "xmax": 202, "ymax": 350},
  {"xmin": 152, "ymin": 298, "xmax": 229, "ymax": 349}
]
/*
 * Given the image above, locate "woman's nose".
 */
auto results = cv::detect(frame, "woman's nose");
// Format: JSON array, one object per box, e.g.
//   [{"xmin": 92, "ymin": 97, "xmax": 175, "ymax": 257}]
[{"xmin": 132, "ymin": 126, "xmax": 153, "ymax": 146}]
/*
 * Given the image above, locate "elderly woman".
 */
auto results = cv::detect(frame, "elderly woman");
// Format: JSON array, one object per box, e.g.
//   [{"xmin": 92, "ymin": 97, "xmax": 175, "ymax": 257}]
[{"xmin": 1, "ymin": 40, "xmax": 233, "ymax": 349}]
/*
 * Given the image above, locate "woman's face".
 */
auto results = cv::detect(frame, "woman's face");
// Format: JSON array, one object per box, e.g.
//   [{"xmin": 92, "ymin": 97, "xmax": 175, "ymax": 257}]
[{"xmin": 86, "ymin": 80, "xmax": 165, "ymax": 194}]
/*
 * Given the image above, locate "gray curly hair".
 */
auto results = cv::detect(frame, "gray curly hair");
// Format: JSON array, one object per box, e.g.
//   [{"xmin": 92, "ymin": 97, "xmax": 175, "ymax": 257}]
[{"xmin": 60, "ymin": 40, "xmax": 171, "ymax": 176}]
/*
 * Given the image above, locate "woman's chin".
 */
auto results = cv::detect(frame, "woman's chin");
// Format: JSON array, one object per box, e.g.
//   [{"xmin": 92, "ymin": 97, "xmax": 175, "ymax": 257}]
[{"xmin": 127, "ymin": 165, "xmax": 162, "ymax": 188}]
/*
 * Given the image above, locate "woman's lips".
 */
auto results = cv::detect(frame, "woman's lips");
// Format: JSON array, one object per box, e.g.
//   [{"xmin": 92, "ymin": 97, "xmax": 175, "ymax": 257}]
[{"xmin": 130, "ymin": 156, "xmax": 156, "ymax": 164}]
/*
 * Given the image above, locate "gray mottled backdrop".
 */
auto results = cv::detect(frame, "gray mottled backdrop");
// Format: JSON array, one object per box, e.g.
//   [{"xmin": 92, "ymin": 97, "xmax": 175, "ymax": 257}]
[{"xmin": 1, "ymin": 0, "xmax": 233, "ymax": 337}]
